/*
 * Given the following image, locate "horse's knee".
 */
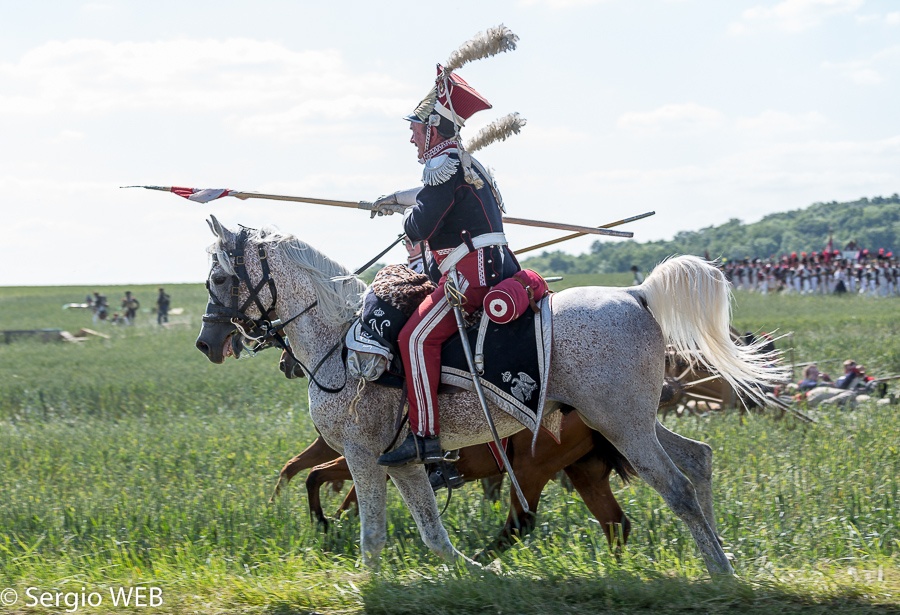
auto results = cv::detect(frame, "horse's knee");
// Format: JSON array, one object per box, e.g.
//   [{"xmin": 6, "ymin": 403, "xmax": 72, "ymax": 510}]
[
  {"xmin": 665, "ymin": 476, "xmax": 703, "ymax": 518},
  {"xmin": 694, "ymin": 440, "xmax": 713, "ymax": 476}
]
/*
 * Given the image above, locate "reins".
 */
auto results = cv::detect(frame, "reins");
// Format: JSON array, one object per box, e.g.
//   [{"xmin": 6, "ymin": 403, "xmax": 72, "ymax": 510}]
[{"xmin": 205, "ymin": 228, "xmax": 349, "ymax": 394}]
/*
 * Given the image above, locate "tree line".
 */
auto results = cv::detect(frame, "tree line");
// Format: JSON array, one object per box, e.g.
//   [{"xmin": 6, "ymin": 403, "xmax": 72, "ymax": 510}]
[{"xmin": 521, "ymin": 194, "xmax": 900, "ymax": 275}]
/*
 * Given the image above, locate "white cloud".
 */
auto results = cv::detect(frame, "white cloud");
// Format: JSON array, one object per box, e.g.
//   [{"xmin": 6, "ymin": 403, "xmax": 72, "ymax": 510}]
[
  {"xmin": 731, "ymin": 0, "xmax": 864, "ymax": 33},
  {"xmin": 80, "ymin": 2, "xmax": 116, "ymax": 13},
  {"xmin": 617, "ymin": 103, "xmax": 726, "ymax": 135},
  {"xmin": 735, "ymin": 110, "xmax": 828, "ymax": 135},
  {"xmin": 554, "ymin": 133, "xmax": 900, "ymax": 242},
  {"xmin": 50, "ymin": 129, "xmax": 86, "ymax": 143},
  {"xmin": 888, "ymin": 12, "xmax": 900, "ymax": 25},
  {"xmin": 517, "ymin": 0, "xmax": 609, "ymax": 8},
  {"xmin": 232, "ymin": 95, "xmax": 410, "ymax": 140},
  {"xmin": 513, "ymin": 124, "xmax": 588, "ymax": 146},
  {"xmin": 0, "ymin": 38, "xmax": 409, "ymax": 119},
  {"xmin": 823, "ymin": 45, "xmax": 900, "ymax": 85}
]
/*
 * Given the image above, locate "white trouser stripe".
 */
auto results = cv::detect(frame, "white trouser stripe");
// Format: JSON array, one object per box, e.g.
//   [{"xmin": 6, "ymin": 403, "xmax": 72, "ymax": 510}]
[
  {"xmin": 410, "ymin": 299, "xmax": 450, "ymax": 429},
  {"xmin": 408, "ymin": 275, "xmax": 469, "ymax": 433}
]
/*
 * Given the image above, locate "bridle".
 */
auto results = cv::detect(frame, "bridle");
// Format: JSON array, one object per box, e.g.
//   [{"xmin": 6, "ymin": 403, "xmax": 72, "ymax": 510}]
[{"xmin": 204, "ymin": 228, "xmax": 347, "ymax": 393}]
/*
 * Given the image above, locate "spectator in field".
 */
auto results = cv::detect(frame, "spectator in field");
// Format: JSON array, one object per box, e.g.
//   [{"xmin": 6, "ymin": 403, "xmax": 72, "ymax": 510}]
[
  {"xmin": 109, "ymin": 312, "xmax": 127, "ymax": 325},
  {"xmin": 92, "ymin": 292, "xmax": 108, "ymax": 323},
  {"xmin": 156, "ymin": 288, "xmax": 171, "ymax": 325},
  {"xmin": 798, "ymin": 364, "xmax": 831, "ymax": 392},
  {"xmin": 630, "ymin": 265, "xmax": 644, "ymax": 285},
  {"xmin": 121, "ymin": 291, "xmax": 140, "ymax": 324}
]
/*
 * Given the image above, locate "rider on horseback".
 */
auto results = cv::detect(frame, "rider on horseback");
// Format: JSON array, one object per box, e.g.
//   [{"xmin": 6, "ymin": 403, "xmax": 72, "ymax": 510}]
[{"xmin": 373, "ymin": 67, "xmax": 520, "ymax": 468}]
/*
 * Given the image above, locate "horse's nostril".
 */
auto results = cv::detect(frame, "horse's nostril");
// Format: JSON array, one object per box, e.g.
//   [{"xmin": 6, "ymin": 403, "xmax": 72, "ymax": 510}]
[{"xmin": 196, "ymin": 340, "xmax": 210, "ymax": 355}]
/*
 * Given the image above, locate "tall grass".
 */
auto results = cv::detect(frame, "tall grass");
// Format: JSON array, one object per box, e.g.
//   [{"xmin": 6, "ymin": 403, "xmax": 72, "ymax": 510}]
[{"xmin": 0, "ymin": 282, "xmax": 898, "ymax": 613}]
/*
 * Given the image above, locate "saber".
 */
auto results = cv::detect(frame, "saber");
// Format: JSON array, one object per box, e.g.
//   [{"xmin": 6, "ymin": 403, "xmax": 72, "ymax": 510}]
[
  {"xmin": 517, "ymin": 211, "xmax": 655, "ymax": 255},
  {"xmin": 444, "ymin": 271, "xmax": 530, "ymax": 514},
  {"xmin": 122, "ymin": 185, "xmax": 633, "ymax": 238}
]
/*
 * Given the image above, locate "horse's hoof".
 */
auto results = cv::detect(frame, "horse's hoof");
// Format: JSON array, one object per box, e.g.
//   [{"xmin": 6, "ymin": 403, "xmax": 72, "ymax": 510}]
[
  {"xmin": 315, "ymin": 517, "xmax": 331, "ymax": 533},
  {"xmin": 472, "ymin": 547, "xmax": 499, "ymax": 565},
  {"xmin": 485, "ymin": 559, "xmax": 503, "ymax": 574}
]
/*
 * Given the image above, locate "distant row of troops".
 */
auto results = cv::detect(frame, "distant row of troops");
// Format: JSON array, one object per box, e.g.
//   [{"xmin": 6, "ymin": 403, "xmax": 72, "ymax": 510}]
[{"xmin": 722, "ymin": 257, "xmax": 900, "ymax": 297}]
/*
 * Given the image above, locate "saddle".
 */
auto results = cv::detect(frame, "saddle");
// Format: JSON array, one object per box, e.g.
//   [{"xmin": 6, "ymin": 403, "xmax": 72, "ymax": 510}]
[{"xmin": 346, "ymin": 264, "xmax": 553, "ymax": 433}]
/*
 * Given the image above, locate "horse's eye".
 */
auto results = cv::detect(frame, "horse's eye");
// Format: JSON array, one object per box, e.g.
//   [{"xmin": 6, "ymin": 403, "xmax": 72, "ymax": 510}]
[{"xmin": 212, "ymin": 275, "xmax": 228, "ymax": 286}]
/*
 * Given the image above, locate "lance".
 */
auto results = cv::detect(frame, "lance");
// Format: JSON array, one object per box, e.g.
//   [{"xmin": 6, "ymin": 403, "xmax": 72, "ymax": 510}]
[
  {"xmin": 517, "ymin": 211, "xmax": 655, "ymax": 255},
  {"xmin": 122, "ymin": 185, "xmax": 634, "ymax": 239}
]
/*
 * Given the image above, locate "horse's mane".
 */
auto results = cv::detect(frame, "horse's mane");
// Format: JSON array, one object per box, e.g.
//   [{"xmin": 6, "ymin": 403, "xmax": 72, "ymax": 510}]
[{"xmin": 213, "ymin": 226, "xmax": 367, "ymax": 325}]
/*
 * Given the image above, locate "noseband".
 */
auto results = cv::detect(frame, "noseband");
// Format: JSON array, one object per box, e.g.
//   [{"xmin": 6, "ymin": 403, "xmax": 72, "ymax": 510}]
[{"xmin": 204, "ymin": 229, "xmax": 346, "ymax": 393}]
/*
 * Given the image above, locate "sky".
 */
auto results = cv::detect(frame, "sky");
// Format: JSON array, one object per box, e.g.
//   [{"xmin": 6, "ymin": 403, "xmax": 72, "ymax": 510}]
[{"xmin": 2, "ymin": 0, "xmax": 898, "ymax": 286}]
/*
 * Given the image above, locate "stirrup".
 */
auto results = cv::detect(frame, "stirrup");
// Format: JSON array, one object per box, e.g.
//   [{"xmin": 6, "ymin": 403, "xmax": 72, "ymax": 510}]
[{"xmin": 428, "ymin": 460, "xmax": 466, "ymax": 492}]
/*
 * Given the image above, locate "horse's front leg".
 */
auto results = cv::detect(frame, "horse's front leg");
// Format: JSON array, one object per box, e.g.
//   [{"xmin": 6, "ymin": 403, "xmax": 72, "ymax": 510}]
[
  {"xmin": 388, "ymin": 464, "xmax": 481, "ymax": 568},
  {"xmin": 342, "ymin": 447, "xmax": 389, "ymax": 569}
]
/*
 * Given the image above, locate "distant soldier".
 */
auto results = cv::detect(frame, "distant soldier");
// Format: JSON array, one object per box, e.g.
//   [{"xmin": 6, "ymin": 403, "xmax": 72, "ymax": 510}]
[
  {"xmin": 121, "ymin": 291, "xmax": 140, "ymax": 324},
  {"xmin": 92, "ymin": 292, "xmax": 108, "ymax": 323},
  {"xmin": 156, "ymin": 288, "xmax": 171, "ymax": 325},
  {"xmin": 630, "ymin": 265, "xmax": 644, "ymax": 285}
]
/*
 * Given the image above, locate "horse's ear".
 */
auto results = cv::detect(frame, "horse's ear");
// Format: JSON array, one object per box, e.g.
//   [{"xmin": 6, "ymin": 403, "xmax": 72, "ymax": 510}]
[{"xmin": 207, "ymin": 215, "xmax": 234, "ymax": 244}]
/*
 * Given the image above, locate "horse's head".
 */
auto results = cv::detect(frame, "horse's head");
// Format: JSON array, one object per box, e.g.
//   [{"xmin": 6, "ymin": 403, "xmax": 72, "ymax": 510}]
[
  {"xmin": 195, "ymin": 215, "xmax": 366, "ymax": 367},
  {"xmin": 195, "ymin": 215, "xmax": 278, "ymax": 364}
]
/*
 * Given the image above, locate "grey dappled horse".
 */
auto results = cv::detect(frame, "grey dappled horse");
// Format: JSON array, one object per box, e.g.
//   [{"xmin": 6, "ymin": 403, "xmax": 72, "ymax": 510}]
[{"xmin": 195, "ymin": 216, "xmax": 785, "ymax": 575}]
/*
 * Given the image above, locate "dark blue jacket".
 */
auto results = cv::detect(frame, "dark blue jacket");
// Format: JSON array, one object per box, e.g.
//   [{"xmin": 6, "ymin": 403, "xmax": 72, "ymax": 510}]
[{"xmin": 403, "ymin": 153, "xmax": 518, "ymax": 286}]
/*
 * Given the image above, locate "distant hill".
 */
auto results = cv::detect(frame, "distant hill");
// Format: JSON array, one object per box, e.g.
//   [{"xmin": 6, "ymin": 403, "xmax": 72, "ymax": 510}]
[{"xmin": 521, "ymin": 194, "xmax": 900, "ymax": 275}]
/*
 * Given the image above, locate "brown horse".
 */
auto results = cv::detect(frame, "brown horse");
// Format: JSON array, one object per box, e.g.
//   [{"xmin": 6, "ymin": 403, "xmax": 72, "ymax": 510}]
[{"xmin": 273, "ymin": 351, "xmax": 635, "ymax": 560}]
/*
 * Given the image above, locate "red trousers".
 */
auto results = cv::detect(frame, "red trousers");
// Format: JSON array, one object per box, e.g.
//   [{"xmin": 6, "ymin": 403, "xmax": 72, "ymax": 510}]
[{"xmin": 399, "ymin": 271, "xmax": 488, "ymax": 437}]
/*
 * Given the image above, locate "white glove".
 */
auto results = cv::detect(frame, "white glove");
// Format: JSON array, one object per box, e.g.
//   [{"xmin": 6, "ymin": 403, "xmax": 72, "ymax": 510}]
[
  {"xmin": 370, "ymin": 194, "xmax": 406, "ymax": 217},
  {"xmin": 369, "ymin": 187, "xmax": 422, "ymax": 218}
]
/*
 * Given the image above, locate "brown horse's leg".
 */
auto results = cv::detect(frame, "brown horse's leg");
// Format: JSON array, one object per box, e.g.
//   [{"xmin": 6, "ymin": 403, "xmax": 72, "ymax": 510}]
[
  {"xmin": 476, "ymin": 479, "xmax": 543, "ymax": 562},
  {"xmin": 269, "ymin": 436, "xmax": 340, "ymax": 502},
  {"xmin": 475, "ymin": 413, "xmax": 596, "ymax": 562},
  {"xmin": 306, "ymin": 457, "xmax": 354, "ymax": 529},
  {"xmin": 335, "ymin": 485, "xmax": 359, "ymax": 518},
  {"xmin": 480, "ymin": 475, "xmax": 504, "ymax": 502},
  {"xmin": 563, "ymin": 455, "xmax": 631, "ymax": 549}
]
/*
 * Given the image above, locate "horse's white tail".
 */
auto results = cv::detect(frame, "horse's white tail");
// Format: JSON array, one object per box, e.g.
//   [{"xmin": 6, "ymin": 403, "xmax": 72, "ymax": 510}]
[{"xmin": 636, "ymin": 255, "xmax": 788, "ymax": 405}]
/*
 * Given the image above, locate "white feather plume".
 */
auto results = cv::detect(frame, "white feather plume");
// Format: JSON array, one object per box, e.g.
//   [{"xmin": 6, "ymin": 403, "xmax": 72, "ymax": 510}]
[
  {"xmin": 444, "ymin": 24, "xmax": 519, "ymax": 74},
  {"xmin": 465, "ymin": 113, "xmax": 527, "ymax": 153}
]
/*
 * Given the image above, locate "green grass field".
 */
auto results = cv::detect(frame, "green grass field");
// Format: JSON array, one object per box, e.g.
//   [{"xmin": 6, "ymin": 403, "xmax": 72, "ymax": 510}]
[{"xmin": 0, "ymin": 280, "xmax": 898, "ymax": 614}]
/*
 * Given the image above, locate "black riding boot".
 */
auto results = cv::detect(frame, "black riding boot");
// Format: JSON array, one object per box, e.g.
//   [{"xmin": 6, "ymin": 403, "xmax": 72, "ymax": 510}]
[
  {"xmin": 377, "ymin": 432, "xmax": 444, "ymax": 467},
  {"xmin": 428, "ymin": 460, "xmax": 466, "ymax": 491}
]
